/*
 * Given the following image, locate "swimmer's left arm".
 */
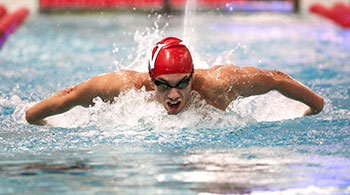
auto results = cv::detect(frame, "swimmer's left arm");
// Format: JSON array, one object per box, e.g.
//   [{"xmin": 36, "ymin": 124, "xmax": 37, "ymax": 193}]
[
  {"xmin": 232, "ymin": 66, "xmax": 324, "ymax": 116},
  {"xmin": 272, "ymin": 71, "xmax": 324, "ymax": 116}
]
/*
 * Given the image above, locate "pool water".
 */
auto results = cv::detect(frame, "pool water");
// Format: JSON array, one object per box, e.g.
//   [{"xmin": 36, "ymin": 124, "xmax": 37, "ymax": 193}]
[{"xmin": 1, "ymin": 10, "xmax": 350, "ymax": 194}]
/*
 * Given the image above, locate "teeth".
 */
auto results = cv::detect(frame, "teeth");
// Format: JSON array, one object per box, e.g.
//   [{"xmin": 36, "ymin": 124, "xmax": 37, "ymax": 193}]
[{"xmin": 168, "ymin": 102, "xmax": 180, "ymax": 106}]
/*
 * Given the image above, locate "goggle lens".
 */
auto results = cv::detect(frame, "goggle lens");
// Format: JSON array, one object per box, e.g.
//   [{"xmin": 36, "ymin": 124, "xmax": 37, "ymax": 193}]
[{"xmin": 153, "ymin": 76, "xmax": 191, "ymax": 91}]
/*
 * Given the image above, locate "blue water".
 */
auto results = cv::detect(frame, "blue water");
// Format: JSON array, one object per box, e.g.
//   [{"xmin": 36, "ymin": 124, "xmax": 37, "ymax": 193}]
[{"xmin": 1, "ymin": 12, "xmax": 350, "ymax": 194}]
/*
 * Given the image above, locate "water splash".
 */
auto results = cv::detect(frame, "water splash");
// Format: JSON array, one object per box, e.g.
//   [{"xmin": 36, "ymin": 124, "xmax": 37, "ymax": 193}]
[
  {"xmin": 39, "ymin": 88, "xmax": 250, "ymax": 130},
  {"xmin": 229, "ymin": 91, "xmax": 308, "ymax": 122},
  {"xmin": 11, "ymin": 88, "xmax": 311, "ymax": 131},
  {"xmin": 181, "ymin": 0, "xmax": 209, "ymax": 69},
  {"xmin": 112, "ymin": 14, "xmax": 169, "ymax": 72},
  {"xmin": 182, "ymin": 0, "xmax": 197, "ymax": 42}
]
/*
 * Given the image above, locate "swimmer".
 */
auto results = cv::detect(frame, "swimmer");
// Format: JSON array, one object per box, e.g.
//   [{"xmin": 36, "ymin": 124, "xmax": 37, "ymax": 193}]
[{"xmin": 25, "ymin": 37, "xmax": 324, "ymax": 125}]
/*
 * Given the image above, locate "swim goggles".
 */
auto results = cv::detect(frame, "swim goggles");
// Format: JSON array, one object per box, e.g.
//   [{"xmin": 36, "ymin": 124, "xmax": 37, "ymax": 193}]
[{"xmin": 152, "ymin": 72, "xmax": 193, "ymax": 91}]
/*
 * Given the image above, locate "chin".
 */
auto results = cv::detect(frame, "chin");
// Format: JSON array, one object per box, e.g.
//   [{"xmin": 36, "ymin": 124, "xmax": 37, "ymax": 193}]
[
  {"xmin": 166, "ymin": 106, "xmax": 183, "ymax": 115},
  {"xmin": 167, "ymin": 109, "xmax": 181, "ymax": 115}
]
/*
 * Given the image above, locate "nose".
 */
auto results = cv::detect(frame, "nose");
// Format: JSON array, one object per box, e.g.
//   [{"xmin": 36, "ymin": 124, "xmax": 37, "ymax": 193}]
[{"xmin": 167, "ymin": 88, "xmax": 180, "ymax": 100}]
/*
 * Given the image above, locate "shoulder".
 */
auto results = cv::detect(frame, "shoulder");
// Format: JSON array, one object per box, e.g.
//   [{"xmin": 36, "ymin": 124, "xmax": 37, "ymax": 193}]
[
  {"xmin": 195, "ymin": 64, "xmax": 240, "ymax": 74},
  {"xmin": 194, "ymin": 64, "xmax": 243, "ymax": 81},
  {"xmin": 193, "ymin": 65, "xmax": 241, "ymax": 89},
  {"xmin": 77, "ymin": 70, "xmax": 152, "ymax": 100},
  {"xmin": 86, "ymin": 70, "xmax": 150, "ymax": 89}
]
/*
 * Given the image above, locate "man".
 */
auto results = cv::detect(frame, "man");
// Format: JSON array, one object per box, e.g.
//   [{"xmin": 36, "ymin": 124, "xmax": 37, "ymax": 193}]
[{"xmin": 25, "ymin": 37, "xmax": 324, "ymax": 125}]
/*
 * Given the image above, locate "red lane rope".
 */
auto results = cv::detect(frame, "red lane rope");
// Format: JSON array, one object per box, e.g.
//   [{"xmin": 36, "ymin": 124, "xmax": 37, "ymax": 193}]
[
  {"xmin": 0, "ymin": 5, "xmax": 7, "ymax": 18},
  {"xmin": 310, "ymin": 2, "xmax": 350, "ymax": 29},
  {"xmin": 0, "ymin": 6, "xmax": 30, "ymax": 49}
]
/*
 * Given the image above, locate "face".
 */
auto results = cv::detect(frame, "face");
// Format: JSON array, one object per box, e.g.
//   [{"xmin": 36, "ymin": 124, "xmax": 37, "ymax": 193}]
[{"xmin": 153, "ymin": 73, "xmax": 193, "ymax": 115}]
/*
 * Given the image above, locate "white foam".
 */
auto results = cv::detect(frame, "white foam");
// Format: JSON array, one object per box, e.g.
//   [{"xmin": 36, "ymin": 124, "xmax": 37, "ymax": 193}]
[
  {"xmin": 229, "ymin": 91, "xmax": 308, "ymax": 122},
  {"xmin": 8, "ymin": 84, "xmax": 310, "ymax": 129},
  {"xmin": 28, "ymin": 88, "xmax": 307, "ymax": 129},
  {"xmin": 42, "ymin": 88, "xmax": 243, "ymax": 130}
]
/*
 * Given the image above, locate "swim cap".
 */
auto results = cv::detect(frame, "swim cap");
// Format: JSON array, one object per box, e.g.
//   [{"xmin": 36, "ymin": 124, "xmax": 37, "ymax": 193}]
[{"xmin": 148, "ymin": 37, "xmax": 193, "ymax": 79}]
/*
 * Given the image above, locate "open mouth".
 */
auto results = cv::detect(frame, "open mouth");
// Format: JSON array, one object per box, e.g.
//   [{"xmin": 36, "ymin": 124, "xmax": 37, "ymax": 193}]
[{"xmin": 167, "ymin": 101, "xmax": 181, "ymax": 110}]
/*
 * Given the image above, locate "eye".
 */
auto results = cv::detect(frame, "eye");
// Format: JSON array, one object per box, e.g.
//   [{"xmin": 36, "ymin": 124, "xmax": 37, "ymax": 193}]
[
  {"xmin": 177, "ymin": 81, "xmax": 190, "ymax": 89},
  {"xmin": 158, "ymin": 83, "xmax": 170, "ymax": 91}
]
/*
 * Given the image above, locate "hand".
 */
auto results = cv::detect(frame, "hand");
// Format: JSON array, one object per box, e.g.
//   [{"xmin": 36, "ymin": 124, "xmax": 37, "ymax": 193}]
[
  {"xmin": 303, "ymin": 107, "xmax": 320, "ymax": 117},
  {"xmin": 31, "ymin": 119, "xmax": 52, "ymax": 126}
]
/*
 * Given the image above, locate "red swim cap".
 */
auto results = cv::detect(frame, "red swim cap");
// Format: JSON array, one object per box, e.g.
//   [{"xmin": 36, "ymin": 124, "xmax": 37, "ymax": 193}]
[{"xmin": 148, "ymin": 37, "xmax": 193, "ymax": 79}]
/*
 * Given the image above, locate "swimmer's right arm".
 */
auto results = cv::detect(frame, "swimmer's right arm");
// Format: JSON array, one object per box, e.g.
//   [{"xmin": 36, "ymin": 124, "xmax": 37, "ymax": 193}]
[
  {"xmin": 25, "ymin": 79, "xmax": 102, "ymax": 125},
  {"xmin": 25, "ymin": 71, "xmax": 151, "ymax": 125}
]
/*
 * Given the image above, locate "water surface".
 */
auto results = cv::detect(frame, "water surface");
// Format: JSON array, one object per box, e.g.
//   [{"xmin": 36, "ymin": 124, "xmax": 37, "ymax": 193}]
[{"xmin": 0, "ymin": 12, "xmax": 349, "ymax": 194}]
